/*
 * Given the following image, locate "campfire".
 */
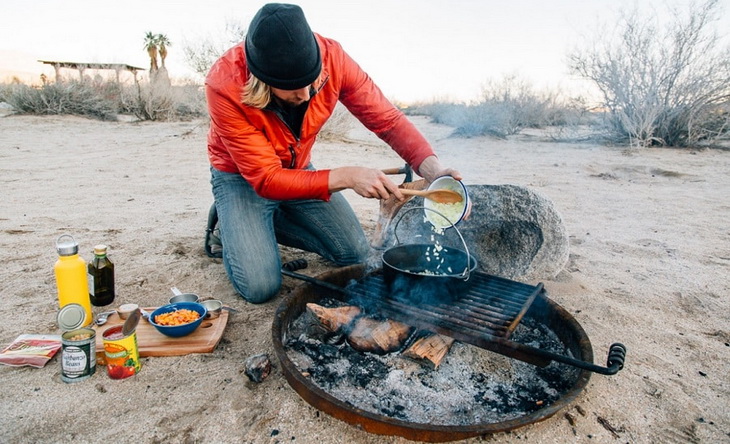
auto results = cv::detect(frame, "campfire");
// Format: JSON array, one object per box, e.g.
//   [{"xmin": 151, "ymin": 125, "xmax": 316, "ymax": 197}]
[
  {"xmin": 272, "ymin": 264, "xmax": 623, "ymax": 441},
  {"xmin": 286, "ymin": 297, "xmax": 581, "ymax": 425}
]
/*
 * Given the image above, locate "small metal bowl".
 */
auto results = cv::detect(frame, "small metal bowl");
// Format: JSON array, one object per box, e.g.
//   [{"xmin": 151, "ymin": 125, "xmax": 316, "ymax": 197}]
[
  {"xmin": 201, "ymin": 299, "xmax": 222, "ymax": 319},
  {"xmin": 169, "ymin": 293, "xmax": 199, "ymax": 304},
  {"xmin": 117, "ymin": 303, "xmax": 139, "ymax": 320}
]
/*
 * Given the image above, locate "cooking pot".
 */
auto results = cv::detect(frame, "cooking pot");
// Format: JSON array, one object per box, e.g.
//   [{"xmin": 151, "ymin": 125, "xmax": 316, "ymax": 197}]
[{"xmin": 382, "ymin": 207, "xmax": 478, "ymax": 305}]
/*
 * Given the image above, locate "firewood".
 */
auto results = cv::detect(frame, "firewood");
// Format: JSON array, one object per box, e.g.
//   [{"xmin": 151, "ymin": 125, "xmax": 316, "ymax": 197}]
[
  {"xmin": 305, "ymin": 303, "xmax": 361, "ymax": 333},
  {"xmin": 347, "ymin": 317, "xmax": 412, "ymax": 354},
  {"xmin": 402, "ymin": 333, "xmax": 455, "ymax": 368}
]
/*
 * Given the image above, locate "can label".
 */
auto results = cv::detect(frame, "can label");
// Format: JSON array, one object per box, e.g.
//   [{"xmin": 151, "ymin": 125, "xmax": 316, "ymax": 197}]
[
  {"xmin": 61, "ymin": 328, "xmax": 96, "ymax": 383},
  {"xmin": 102, "ymin": 325, "xmax": 141, "ymax": 379}
]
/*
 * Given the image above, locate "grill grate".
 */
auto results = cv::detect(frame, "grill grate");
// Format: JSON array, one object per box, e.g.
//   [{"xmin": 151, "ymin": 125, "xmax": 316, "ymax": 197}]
[{"xmin": 345, "ymin": 271, "xmax": 543, "ymax": 341}]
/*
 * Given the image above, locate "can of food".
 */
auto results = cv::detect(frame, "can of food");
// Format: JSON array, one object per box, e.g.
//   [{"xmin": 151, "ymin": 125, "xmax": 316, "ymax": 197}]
[
  {"xmin": 102, "ymin": 325, "xmax": 141, "ymax": 379},
  {"xmin": 61, "ymin": 328, "xmax": 96, "ymax": 383}
]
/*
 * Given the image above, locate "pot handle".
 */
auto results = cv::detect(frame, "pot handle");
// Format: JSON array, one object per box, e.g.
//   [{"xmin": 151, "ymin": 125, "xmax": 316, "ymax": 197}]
[{"xmin": 393, "ymin": 206, "xmax": 473, "ymax": 281}]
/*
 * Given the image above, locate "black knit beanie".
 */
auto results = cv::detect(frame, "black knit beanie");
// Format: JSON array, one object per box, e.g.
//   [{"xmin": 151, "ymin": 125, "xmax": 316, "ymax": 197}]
[{"xmin": 245, "ymin": 3, "xmax": 322, "ymax": 90}]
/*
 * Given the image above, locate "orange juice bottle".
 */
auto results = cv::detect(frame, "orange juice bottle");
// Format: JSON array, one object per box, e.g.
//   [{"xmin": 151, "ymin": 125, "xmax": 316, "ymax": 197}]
[{"xmin": 54, "ymin": 235, "xmax": 92, "ymax": 327}]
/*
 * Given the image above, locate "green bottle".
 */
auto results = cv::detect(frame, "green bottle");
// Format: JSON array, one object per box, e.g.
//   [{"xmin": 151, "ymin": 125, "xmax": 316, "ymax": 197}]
[{"xmin": 88, "ymin": 244, "xmax": 115, "ymax": 306}]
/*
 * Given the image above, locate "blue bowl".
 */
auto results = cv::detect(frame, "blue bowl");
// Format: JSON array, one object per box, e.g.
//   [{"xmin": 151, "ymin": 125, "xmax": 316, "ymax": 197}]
[{"xmin": 148, "ymin": 302, "xmax": 207, "ymax": 338}]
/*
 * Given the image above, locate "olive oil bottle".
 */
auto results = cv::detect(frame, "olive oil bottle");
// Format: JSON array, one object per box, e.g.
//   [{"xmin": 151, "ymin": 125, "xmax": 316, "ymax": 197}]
[{"xmin": 88, "ymin": 244, "xmax": 115, "ymax": 306}]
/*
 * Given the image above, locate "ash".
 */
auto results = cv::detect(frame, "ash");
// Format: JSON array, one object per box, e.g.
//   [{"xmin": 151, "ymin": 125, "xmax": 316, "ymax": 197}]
[{"xmin": 285, "ymin": 299, "xmax": 581, "ymax": 426}]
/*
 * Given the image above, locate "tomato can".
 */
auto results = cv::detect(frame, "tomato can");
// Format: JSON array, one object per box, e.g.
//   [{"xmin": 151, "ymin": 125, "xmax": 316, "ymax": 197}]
[
  {"xmin": 102, "ymin": 325, "xmax": 141, "ymax": 379},
  {"xmin": 61, "ymin": 328, "xmax": 96, "ymax": 383}
]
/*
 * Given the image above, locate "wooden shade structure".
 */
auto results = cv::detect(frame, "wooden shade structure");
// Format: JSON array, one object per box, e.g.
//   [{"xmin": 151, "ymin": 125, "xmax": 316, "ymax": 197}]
[{"xmin": 38, "ymin": 60, "xmax": 145, "ymax": 83}]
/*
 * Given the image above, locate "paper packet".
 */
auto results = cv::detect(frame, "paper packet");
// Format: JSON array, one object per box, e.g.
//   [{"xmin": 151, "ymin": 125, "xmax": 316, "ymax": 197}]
[{"xmin": 0, "ymin": 334, "xmax": 62, "ymax": 368}]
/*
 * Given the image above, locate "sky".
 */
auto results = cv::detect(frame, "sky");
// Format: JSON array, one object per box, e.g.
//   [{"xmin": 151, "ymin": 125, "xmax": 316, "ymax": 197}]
[{"xmin": 1, "ymin": 0, "xmax": 728, "ymax": 103}]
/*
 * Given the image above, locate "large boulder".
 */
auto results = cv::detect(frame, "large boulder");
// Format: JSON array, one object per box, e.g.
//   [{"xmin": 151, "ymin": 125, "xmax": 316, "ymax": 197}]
[
  {"xmin": 377, "ymin": 184, "xmax": 569, "ymax": 282},
  {"xmin": 457, "ymin": 184, "xmax": 569, "ymax": 281}
]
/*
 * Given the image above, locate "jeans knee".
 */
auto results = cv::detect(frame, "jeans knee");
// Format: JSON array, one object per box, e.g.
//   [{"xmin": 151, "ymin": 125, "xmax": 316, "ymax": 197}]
[{"xmin": 231, "ymin": 274, "xmax": 281, "ymax": 304}]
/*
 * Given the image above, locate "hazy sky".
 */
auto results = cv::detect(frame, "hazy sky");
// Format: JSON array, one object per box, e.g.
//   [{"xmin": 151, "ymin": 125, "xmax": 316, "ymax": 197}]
[{"xmin": 1, "ymin": 0, "xmax": 728, "ymax": 102}]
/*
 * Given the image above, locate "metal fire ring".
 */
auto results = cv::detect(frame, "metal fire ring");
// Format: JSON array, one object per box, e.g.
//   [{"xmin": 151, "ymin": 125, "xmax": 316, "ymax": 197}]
[{"xmin": 272, "ymin": 264, "xmax": 593, "ymax": 442}]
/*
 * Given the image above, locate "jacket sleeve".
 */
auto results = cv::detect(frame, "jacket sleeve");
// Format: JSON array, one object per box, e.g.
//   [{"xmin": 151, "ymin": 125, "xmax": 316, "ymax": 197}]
[
  {"xmin": 206, "ymin": 82, "xmax": 331, "ymax": 201},
  {"xmin": 335, "ymin": 45, "xmax": 436, "ymax": 175}
]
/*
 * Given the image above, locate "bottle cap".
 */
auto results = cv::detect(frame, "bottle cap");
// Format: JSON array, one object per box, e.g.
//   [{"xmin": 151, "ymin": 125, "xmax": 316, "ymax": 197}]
[
  {"xmin": 94, "ymin": 245, "xmax": 108, "ymax": 255},
  {"xmin": 56, "ymin": 234, "xmax": 79, "ymax": 256},
  {"xmin": 57, "ymin": 304, "xmax": 86, "ymax": 331}
]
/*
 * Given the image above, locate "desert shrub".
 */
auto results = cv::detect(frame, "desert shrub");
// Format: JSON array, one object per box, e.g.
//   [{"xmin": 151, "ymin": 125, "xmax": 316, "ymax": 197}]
[
  {"xmin": 405, "ymin": 77, "xmax": 586, "ymax": 138},
  {"xmin": 2, "ymin": 81, "xmax": 119, "ymax": 120},
  {"xmin": 568, "ymin": 0, "xmax": 730, "ymax": 147},
  {"xmin": 0, "ymin": 83, "xmax": 9, "ymax": 102},
  {"xmin": 318, "ymin": 103, "xmax": 355, "ymax": 141},
  {"xmin": 0, "ymin": 78, "xmax": 207, "ymax": 122},
  {"xmin": 121, "ymin": 81, "xmax": 207, "ymax": 121}
]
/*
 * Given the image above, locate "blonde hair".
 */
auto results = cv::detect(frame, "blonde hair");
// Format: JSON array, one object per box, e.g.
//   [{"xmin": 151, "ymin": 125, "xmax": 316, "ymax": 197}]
[
  {"xmin": 241, "ymin": 75, "xmax": 271, "ymax": 109},
  {"xmin": 241, "ymin": 72, "xmax": 324, "ymax": 109}
]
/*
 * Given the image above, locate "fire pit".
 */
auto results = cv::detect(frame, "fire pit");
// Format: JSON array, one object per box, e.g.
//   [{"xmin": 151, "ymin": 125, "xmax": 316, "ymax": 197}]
[{"xmin": 273, "ymin": 264, "xmax": 609, "ymax": 442}]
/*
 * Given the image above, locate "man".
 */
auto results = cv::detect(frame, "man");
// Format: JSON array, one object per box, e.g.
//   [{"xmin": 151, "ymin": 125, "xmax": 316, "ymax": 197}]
[{"xmin": 206, "ymin": 3, "xmax": 462, "ymax": 303}]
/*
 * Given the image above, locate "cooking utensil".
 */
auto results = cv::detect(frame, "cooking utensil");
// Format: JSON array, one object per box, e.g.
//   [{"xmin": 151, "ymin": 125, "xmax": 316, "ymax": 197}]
[
  {"xmin": 171, "ymin": 287, "xmax": 182, "ymax": 296},
  {"xmin": 382, "ymin": 243, "xmax": 477, "ymax": 304},
  {"xmin": 117, "ymin": 303, "xmax": 139, "ymax": 320},
  {"xmin": 423, "ymin": 176, "xmax": 471, "ymax": 228},
  {"xmin": 399, "ymin": 188, "xmax": 463, "ymax": 203},
  {"xmin": 169, "ymin": 293, "xmax": 199, "ymax": 304},
  {"xmin": 381, "ymin": 207, "xmax": 477, "ymax": 303},
  {"xmin": 94, "ymin": 310, "xmax": 117, "ymax": 326},
  {"xmin": 201, "ymin": 299, "xmax": 223, "ymax": 319}
]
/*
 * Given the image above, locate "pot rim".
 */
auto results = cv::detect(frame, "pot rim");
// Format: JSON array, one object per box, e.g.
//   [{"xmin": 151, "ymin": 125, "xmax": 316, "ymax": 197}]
[{"xmin": 382, "ymin": 243, "xmax": 478, "ymax": 280}]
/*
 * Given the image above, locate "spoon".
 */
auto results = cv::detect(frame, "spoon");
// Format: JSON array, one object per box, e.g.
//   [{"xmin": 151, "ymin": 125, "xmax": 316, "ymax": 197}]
[
  {"xmin": 94, "ymin": 310, "xmax": 117, "ymax": 326},
  {"xmin": 399, "ymin": 188, "xmax": 464, "ymax": 204},
  {"xmin": 171, "ymin": 287, "xmax": 183, "ymax": 296}
]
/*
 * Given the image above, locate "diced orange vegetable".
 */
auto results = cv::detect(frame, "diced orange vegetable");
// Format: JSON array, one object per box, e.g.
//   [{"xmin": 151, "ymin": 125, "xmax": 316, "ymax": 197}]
[{"xmin": 154, "ymin": 309, "xmax": 200, "ymax": 326}]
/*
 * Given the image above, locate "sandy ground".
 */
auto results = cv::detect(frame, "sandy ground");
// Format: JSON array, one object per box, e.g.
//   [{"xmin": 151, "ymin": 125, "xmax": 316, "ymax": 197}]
[{"xmin": 0, "ymin": 112, "xmax": 728, "ymax": 444}]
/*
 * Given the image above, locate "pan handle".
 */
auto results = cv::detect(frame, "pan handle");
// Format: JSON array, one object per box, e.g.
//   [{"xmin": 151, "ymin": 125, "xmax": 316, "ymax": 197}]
[{"xmin": 381, "ymin": 164, "xmax": 413, "ymax": 183}]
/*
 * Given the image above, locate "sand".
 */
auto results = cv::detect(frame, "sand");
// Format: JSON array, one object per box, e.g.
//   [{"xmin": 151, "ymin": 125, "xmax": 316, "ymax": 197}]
[{"xmin": 0, "ymin": 112, "xmax": 728, "ymax": 443}]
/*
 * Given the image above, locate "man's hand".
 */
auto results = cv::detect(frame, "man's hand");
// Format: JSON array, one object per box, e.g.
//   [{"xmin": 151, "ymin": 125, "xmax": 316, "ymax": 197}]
[
  {"xmin": 329, "ymin": 166, "xmax": 405, "ymax": 200},
  {"xmin": 417, "ymin": 156, "xmax": 462, "ymax": 183}
]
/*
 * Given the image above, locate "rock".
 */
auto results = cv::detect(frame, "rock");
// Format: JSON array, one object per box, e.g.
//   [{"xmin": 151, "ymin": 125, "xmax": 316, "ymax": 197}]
[
  {"xmin": 383, "ymin": 184, "xmax": 569, "ymax": 281},
  {"xmin": 244, "ymin": 353, "xmax": 271, "ymax": 383},
  {"xmin": 458, "ymin": 184, "xmax": 569, "ymax": 281}
]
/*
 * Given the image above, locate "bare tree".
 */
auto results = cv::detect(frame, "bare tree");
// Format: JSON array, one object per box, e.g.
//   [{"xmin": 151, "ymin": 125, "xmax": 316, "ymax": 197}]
[
  {"xmin": 183, "ymin": 20, "xmax": 247, "ymax": 78},
  {"xmin": 569, "ymin": 0, "xmax": 730, "ymax": 147}
]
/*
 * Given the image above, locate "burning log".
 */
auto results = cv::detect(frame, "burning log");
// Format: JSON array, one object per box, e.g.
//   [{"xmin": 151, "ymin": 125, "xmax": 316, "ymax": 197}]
[
  {"xmin": 305, "ymin": 303, "xmax": 361, "ymax": 332},
  {"xmin": 347, "ymin": 317, "xmax": 412, "ymax": 354},
  {"xmin": 402, "ymin": 333, "xmax": 455, "ymax": 369}
]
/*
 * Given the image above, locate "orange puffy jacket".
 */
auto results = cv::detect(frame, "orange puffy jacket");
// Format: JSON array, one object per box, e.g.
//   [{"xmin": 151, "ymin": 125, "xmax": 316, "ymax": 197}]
[{"xmin": 205, "ymin": 34, "xmax": 436, "ymax": 201}]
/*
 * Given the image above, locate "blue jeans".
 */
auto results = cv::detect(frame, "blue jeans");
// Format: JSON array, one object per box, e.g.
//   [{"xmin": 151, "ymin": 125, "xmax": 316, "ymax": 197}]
[{"xmin": 210, "ymin": 167, "xmax": 370, "ymax": 303}]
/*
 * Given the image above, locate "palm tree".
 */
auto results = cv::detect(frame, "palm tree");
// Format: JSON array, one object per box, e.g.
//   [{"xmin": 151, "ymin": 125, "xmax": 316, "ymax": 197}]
[
  {"xmin": 143, "ymin": 32, "xmax": 159, "ymax": 72},
  {"xmin": 156, "ymin": 34, "xmax": 171, "ymax": 68}
]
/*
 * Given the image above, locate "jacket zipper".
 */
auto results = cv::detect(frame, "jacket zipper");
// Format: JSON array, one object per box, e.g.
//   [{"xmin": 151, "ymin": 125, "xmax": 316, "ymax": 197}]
[
  {"xmin": 288, "ymin": 143, "xmax": 297, "ymax": 168},
  {"xmin": 268, "ymin": 108, "xmax": 299, "ymax": 168},
  {"xmin": 267, "ymin": 75, "xmax": 328, "ymax": 169}
]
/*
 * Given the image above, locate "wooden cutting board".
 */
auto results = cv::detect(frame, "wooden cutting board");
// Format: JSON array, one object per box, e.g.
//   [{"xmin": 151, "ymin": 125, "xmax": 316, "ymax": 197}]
[{"xmin": 92, "ymin": 307, "xmax": 229, "ymax": 364}]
